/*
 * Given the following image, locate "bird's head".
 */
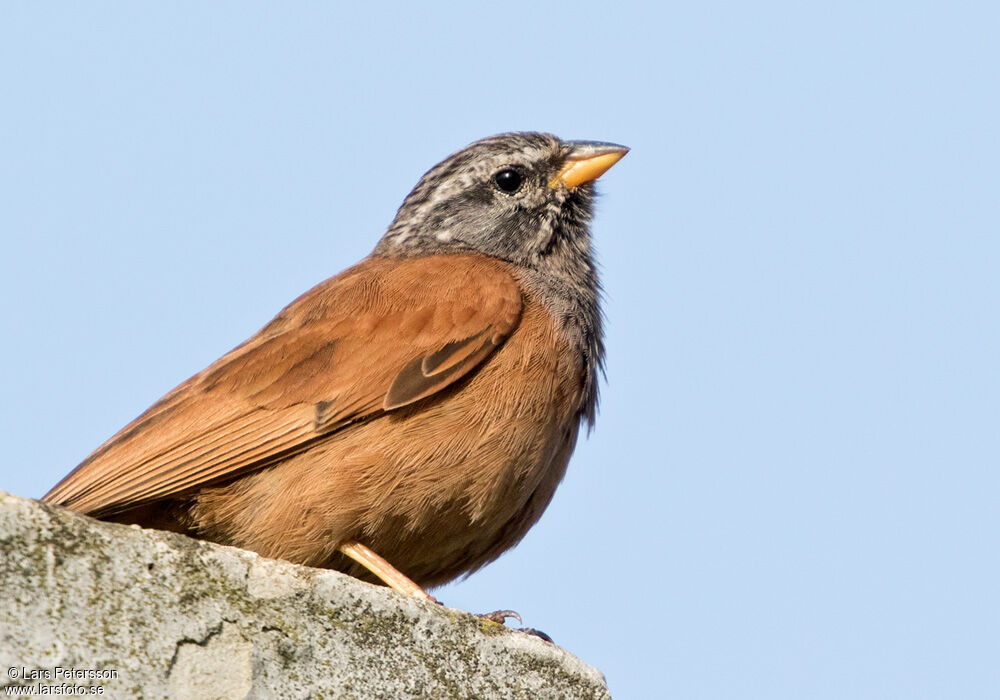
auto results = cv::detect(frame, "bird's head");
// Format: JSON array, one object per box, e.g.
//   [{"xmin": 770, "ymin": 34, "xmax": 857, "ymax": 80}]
[{"xmin": 375, "ymin": 132, "xmax": 628, "ymax": 269}]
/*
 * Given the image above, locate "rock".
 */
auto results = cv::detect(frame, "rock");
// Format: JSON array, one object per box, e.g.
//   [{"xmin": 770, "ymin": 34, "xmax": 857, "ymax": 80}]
[{"xmin": 0, "ymin": 491, "xmax": 610, "ymax": 699}]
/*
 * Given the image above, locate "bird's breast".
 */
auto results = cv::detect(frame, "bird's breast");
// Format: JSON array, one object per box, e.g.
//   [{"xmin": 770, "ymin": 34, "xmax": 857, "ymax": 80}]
[{"xmin": 194, "ymin": 293, "xmax": 586, "ymax": 587}]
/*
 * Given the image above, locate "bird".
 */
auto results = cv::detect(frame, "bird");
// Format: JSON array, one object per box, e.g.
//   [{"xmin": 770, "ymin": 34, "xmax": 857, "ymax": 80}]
[{"xmin": 44, "ymin": 132, "xmax": 627, "ymax": 606}]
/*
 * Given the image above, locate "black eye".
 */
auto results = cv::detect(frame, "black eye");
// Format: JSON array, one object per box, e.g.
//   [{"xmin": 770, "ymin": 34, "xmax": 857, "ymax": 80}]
[{"xmin": 493, "ymin": 168, "xmax": 523, "ymax": 194}]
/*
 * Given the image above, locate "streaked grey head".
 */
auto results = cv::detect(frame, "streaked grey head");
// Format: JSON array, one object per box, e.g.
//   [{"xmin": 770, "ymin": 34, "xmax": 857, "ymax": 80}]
[
  {"xmin": 374, "ymin": 132, "xmax": 628, "ymax": 427},
  {"xmin": 375, "ymin": 132, "xmax": 626, "ymax": 266}
]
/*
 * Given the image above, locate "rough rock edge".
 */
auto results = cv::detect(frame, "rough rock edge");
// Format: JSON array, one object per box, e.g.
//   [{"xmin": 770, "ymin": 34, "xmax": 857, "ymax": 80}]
[{"xmin": 0, "ymin": 490, "xmax": 610, "ymax": 699}]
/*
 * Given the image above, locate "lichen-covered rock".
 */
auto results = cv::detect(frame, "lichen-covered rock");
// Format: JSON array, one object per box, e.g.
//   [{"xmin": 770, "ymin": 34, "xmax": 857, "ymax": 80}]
[{"xmin": 0, "ymin": 491, "xmax": 609, "ymax": 699}]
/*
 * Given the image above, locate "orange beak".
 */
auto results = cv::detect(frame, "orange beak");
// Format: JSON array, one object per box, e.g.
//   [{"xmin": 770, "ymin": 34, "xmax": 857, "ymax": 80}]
[{"xmin": 550, "ymin": 140, "xmax": 629, "ymax": 189}]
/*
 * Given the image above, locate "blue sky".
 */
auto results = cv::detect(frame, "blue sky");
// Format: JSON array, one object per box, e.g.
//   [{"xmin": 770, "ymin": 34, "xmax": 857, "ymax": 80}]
[{"xmin": 2, "ymin": 3, "xmax": 998, "ymax": 698}]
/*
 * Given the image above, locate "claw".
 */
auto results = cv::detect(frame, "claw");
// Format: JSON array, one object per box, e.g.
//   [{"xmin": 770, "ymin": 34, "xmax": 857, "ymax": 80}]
[
  {"xmin": 477, "ymin": 609, "xmax": 523, "ymax": 625},
  {"xmin": 519, "ymin": 627, "xmax": 554, "ymax": 643}
]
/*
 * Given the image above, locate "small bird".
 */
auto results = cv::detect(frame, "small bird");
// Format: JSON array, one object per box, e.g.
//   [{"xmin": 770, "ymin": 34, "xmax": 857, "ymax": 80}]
[{"xmin": 44, "ymin": 132, "xmax": 627, "ymax": 604}]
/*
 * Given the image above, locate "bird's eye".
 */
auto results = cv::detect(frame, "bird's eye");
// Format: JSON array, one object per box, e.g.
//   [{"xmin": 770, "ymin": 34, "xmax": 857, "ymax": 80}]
[{"xmin": 492, "ymin": 168, "xmax": 523, "ymax": 194}]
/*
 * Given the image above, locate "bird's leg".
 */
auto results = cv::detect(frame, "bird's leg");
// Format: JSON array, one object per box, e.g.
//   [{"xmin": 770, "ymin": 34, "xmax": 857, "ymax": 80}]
[
  {"xmin": 338, "ymin": 541, "xmax": 549, "ymax": 638},
  {"xmin": 337, "ymin": 540, "xmax": 436, "ymax": 603}
]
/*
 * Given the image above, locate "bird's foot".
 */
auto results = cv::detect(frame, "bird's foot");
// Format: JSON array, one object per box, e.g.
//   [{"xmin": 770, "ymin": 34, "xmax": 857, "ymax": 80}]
[
  {"xmin": 475, "ymin": 610, "xmax": 554, "ymax": 642},
  {"xmin": 477, "ymin": 609, "xmax": 522, "ymax": 625}
]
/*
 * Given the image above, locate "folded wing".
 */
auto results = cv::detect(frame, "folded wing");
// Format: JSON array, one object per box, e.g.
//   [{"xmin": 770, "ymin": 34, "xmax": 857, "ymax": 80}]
[{"xmin": 44, "ymin": 254, "xmax": 523, "ymax": 517}]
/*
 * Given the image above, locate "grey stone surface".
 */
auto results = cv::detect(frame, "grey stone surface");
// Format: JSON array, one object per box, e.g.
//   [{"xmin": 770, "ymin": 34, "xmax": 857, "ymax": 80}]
[{"xmin": 0, "ymin": 491, "xmax": 610, "ymax": 699}]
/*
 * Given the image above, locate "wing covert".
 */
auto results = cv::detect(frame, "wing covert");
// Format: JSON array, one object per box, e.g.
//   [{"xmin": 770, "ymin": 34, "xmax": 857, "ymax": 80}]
[{"xmin": 44, "ymin": 254, "xmax": 523, "ymax": 516}]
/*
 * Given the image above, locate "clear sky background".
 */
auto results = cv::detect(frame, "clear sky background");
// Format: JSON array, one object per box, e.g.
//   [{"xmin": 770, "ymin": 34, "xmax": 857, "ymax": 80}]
[{"xmin": 2, "ymin": 3, "xmax": 998, "ymax": 698}]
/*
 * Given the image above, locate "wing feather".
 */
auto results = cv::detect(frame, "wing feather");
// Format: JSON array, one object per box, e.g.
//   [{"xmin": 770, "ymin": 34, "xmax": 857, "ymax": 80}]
[{"xmin": 44, "ymin": 254, "xmax": 523, "ymax": 517}]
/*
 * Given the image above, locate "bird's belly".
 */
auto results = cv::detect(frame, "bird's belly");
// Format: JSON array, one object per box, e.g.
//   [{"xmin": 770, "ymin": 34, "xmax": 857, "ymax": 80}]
[
  {"xmin": 192, "ymin": 301, "xmax": 584, "ymax": 587},
  {"xmin": 340, "ymin": 405, "xmax": 580, "ymax": 587}
]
